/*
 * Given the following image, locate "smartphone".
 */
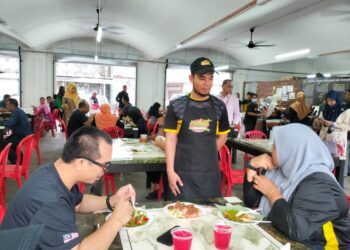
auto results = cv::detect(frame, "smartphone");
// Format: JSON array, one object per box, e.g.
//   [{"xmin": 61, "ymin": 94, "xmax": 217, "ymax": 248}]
[{"xmin": 156, "ymin": 225, "xmax": 180, "ymax": 246}]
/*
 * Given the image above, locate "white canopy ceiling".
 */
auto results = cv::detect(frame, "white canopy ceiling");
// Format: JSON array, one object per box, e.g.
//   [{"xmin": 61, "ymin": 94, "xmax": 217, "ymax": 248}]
[{"xmin": 0, "ymin": 0, "xmax": 349, "ymax": 67}]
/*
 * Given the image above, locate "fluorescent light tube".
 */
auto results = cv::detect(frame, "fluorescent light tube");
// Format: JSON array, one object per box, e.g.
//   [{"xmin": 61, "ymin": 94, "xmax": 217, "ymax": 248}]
[
  {"xmin": 176, "ymin": 44, "xmax": 183, "ymax": 49},
  {"xmin": 323, "ymin": 73, "xmax": 331, "ymax": 77},
  {"xmin": 307, "ymin": 75, "xmax": 315, "ymax": 79},
  {"xmin": 275, "ymin": 49, "xmax": 310, "ymax": 60},
  {"xmin": 215, "ymin": 65, "xmax": 229, "ymax": 71},
  {"xmin": 94, "ymin": 55, "xmax": 98, "ymax": 61},
  {"xmin": 96, "ymin": 26, "xmax": 103, "ymax": 43}
]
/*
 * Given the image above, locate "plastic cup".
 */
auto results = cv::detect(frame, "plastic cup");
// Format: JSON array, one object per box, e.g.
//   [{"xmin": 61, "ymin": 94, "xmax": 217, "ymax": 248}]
[
  {"xmin": 171, "ymin": 227, "xmax": 193, "ymax": 250},
  {"xmin": 139, "ymin": 134, "xmax": 147, "ymax": 143},
  {"xmin": 213, "ymin": 221, "xmax": 232, "ymax": 250}
]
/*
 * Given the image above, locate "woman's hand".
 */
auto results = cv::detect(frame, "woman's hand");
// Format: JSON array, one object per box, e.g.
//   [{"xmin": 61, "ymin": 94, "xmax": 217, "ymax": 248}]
[
  {"xmin": 252, "ymin": 175, "xmax": 282, "ymax": 203},
  {"xmin": 250, "ymin": 154, "xmax": 274, "ymax": 170}
]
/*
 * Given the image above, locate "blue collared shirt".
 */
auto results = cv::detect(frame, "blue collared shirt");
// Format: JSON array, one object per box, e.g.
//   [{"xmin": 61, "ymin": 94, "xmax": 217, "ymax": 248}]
[{"xmin": 4, "ymin": 107, "xmax": 32, "ymax": 136}]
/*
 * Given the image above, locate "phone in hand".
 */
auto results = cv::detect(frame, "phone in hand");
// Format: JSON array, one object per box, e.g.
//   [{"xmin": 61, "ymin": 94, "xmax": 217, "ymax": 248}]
[{"xmin": 156, "ymin": 225, "xmax": 180, "ymax": 246}]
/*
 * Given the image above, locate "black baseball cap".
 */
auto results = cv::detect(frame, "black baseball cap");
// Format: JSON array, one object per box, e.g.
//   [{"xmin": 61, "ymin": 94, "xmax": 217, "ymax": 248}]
[{"xmin": 190, "ymin": 57, "xmax": 216, "ymax": 75}]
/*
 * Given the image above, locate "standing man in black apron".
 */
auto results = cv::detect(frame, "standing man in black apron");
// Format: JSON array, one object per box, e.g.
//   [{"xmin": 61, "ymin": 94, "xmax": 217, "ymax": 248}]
[{"xmin": 164, "ymin": 57, "xmax": 230, "ymax": 201}]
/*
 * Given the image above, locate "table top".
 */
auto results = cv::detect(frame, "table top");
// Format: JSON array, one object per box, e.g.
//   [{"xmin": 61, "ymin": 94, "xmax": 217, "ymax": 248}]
[
  {"xmin": 227, "ymin": 138, "xmax": 272, "ymax": 155},
  {"xmin": 90, "ymin": 199, "xmax": 306, "ymax": 250},
  {"xmin": 111, "ymin": 138, "xmax": 165, "ymax": 165}
]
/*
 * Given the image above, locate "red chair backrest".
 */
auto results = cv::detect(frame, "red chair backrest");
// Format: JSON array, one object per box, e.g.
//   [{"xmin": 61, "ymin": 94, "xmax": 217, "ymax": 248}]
[
  {"xmin": 102, "ymin": 127, "xmax": 124, "ymax": 139},
  {"xmin": 245, "ymin": 130, "xmax": 267, "ymax": 139},
  {"xmin": 61, "ymin": 120, "xmax": 68, "ymax": 140},
  {"xmin": 51, "ymin": 109, "xmax": 59, "ymax": 121},
  {"xmin": 0, "ymin": 143, "xmax": 12, "ymax": 188},
  {"xmin": 0, "ymin": 204, "xmax": 5, "ymax": 224},
  {"xmin": 15, "ymin": 134, "xmax": 35, "ymax": 171},
  {"xmin": 151, "ymin": 121, "xmax": 159, "ymax": 135},
  {"xmin": 35, "ymin": 120, "xmax": 45, "ymax": 143},
  {"xmin": 146, "ymin": 119, "xmax": 152, "ymax": 134},
  {"xmin": 219, "ymin": 145, "xmax": 233, "ymax": 183}
]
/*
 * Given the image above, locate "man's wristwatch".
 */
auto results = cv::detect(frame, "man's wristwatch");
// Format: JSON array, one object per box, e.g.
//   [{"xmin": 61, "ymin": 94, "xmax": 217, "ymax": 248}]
[
  {"xmin": 246, "ymin": 161, "xmax": 257, "ymax": 171},
  {"xmin": 106, "ymin": 194, "xmax": 114, "ymax": 211}
]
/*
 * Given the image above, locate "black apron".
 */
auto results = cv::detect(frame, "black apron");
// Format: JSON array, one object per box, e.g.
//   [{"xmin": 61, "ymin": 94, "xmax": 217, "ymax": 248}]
[{"xmin": 168, "ymin": 96, "xmax": 221, "ymax": 201}]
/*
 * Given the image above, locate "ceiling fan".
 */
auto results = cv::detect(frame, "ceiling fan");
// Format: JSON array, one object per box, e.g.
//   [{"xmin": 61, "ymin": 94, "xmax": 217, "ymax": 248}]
[{"xmin": 245, "ymin": 27, "xmax": 275, "ymax": 49}]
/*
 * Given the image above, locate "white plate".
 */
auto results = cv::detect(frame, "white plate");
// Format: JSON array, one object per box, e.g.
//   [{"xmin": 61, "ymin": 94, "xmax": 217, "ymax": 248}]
[
  {"xmin": 106, "ymin": 209, "xmax": 154, "ymax": 230},
  {"xmin": 217, "ymin": 207, "xmax": 263, "ymax": 225},
  {"xmin": 163, "ymin": 202, "xmax": 206, "ymax": 220}
]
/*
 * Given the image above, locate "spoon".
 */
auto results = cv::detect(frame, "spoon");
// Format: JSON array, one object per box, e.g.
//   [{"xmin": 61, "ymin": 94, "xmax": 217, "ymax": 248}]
[{"xmin": 129, "ymin": 184, "xmax": 138, "ymax": 210}]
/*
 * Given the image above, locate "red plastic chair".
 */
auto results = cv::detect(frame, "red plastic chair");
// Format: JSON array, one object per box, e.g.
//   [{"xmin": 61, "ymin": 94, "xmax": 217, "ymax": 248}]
[
  {"xmin": 3, "ymin": 134, "xmax": 35, "ymax": 189},
  {"xmin": 245, "ymin": 130, "xmax": 267, "ymax": 139},
  {"xmin": 0, "ymin": 203, "xmax": 5, "ymax": 224},
  {"xmin": 147, "ymin": 120, "xmax": 158, "ymax": 135},
  {"xmin": 101, "ymin": 127, "xmax": 125, "ymax": 195},
  {"xmin": 61, "ymin": 120, "xmax": 69, "ymax": 141},
  {"xmin": 243, "ymin": 130, "xmax": 267, "ymax": 169},
  {"xmin": 33, "ymin": 120, "xmax": 45, "ymax": 165},
  {"xmin": 219, "ymin": 145, "xmax": 245, "ymax": 196},
  {"xmin": 0, "ymin": 143, "xmax": 12, "ymax": 206},
  {"xmin": 102, "ymin": 127, "xmax": 124, "ymax": 139}
]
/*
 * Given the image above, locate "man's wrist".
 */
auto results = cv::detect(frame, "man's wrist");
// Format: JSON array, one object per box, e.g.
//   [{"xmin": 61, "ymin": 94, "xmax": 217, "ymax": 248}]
[{"xmin": 106, "ymin": 195, "xmax": 114, "ymax": 211}]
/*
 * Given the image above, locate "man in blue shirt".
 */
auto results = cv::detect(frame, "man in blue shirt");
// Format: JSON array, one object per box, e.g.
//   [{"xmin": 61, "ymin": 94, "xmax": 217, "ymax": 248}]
[
  {"xmin": 1, "ymin": 127, "xmax": 135, "ymax": 249},
  {"xmin": 0, "ymin": 98, "xmax": 32, "ymax": 163}
]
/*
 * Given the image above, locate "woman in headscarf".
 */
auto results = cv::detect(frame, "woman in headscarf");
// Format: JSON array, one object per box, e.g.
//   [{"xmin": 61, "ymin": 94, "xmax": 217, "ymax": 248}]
[
  {"xmin": 94, "ymin": 103, "xmax": 117, "ymax": 130},
  {"xmin": 283, "ymin": 91, "xmax": 311, "ymax": 124},
  {"xmin": 62, "ymin": 83, "xmax": 80, "ymax": 124},
  {"xmin": 313, "ymin": 91, "xmax": 350, "ymax": 163},
  {"xmin": 243, "ymin": 124, "xmax": 350, "ymax": 249},
  {"xmin": 33, "ymin": 97, "xmax": 53, "ymax": 132}
]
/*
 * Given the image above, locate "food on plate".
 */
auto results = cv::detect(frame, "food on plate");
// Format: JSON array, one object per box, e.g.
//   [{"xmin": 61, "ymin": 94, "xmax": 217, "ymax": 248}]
[
  {"xmin": 167, "ymin": 202, "xmax": 201, "ymax": 219},
  {"xmin": 223, "ymin": 209, "xmax": 257, "ymax": 223},
  {"xmin": 130, "ymin": 148, "xmax": 145, "ymax": 153},
  {"xmin": 125, "ymin": 210, "xmax": 149, "ymax": 227}
]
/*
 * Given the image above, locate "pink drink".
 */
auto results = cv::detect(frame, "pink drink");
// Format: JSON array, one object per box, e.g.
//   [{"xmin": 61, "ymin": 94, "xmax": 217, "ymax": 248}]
[
  {"xmin": 213, "ymin": 224, "xmax": 232, "ymax": 250},
  {"xmin": 171, "ymin": 227, "xmax": 193, "ymax": 250}
]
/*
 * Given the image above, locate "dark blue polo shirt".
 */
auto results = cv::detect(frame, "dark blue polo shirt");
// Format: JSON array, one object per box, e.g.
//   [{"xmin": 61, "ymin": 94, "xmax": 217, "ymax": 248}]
[
  {"xmin": 4, "ymin": 107, "xmax": 32, "ymax": 136},
  {"xmin": 1, "ymin": 164, "xmax": 83, "ymax": 249}
]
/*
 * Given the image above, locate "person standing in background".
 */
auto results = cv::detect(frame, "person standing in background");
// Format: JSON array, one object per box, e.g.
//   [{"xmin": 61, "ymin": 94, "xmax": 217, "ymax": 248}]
[
  {"xmin": 243, "ymin": 93, "xmax": 263, "ymax": 132},
  {"xmin": 218, "ymin": 80, "xmax": 241, "ymax": 127},
  {"xmin": 236, "ymin": 92, "xmax": 242, "ymax": 111},
  {"xmin": 116, "ymin": 85, "xmax": 128, "ymax": 109},
  {"xmin": 283, "ymin": 91, "xmax": 311, "ymax": 125},
  {"xmin": 241, "ymin": 92, "xmax": 252, "ymax": 112},
  {"xmin": 62, "ymin": 83, "xmax": 80, "ymax": 125}
]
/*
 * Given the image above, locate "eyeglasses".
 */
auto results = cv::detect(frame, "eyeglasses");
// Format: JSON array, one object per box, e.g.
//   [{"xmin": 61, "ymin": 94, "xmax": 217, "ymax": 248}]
[{"xmin": 77, "ymin": 156, "xmax": 112, "ymax": 173}]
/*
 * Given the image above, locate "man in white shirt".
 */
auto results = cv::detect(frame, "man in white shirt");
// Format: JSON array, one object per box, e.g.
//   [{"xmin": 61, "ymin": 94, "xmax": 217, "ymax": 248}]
[{"xmin": 218, "ymin": 79, "xmax": 241, "ymax": 126}]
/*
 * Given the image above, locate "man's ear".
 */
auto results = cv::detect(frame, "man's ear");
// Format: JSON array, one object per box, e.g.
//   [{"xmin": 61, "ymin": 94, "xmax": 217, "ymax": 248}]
[{"xmin": 74, "ymin": 159, "xmax": 84, "ymax": 172}]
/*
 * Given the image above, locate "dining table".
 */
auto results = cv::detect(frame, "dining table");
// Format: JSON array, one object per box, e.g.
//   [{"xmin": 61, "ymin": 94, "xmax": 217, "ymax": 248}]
[
  {"xmin": 93, "ymin": 138, "xmax": 166, "ymax": 195},
  {"xmin": 86, "ymin": 198, "xmax": 307, "ymax": 250},
  {"xmin": 226, "ymin": 138, "xmax": 346, "ymax": 187}
]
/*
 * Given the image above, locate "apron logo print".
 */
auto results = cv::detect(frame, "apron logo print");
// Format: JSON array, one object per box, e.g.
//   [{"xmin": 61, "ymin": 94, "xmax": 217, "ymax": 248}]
[{"xmin": 189, "ymin": 119, "xmax": 211, "ymax": 133}]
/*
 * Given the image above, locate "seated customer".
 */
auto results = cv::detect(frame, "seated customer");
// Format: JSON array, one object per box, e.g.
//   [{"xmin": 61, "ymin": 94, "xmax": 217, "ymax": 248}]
[
  {"xmin": 67, "ymin": 100, "xmax": 93, "ymax": 137},
  {"xmin": 46, "ymin": 96, "xmax": 58, "ymax": 112},
  {"xmin": 33, "ymin": 97, "xmax": 53, "ymax": 132},
  {"xmin": 1, "ymin": 126, "xmax": 135, "ymax": 250},
  {"xmin": 148, "ymin": 102, "xmax": 162, "ymax": 126},
  {"xmin": 95, "ymin": 103, "xmax": 117, "ymax": 130},
  {"xmin": 0, "ymin": 98, "xmax": 32, "ymax": 163},
  {"xmin": 243, "ymin": 123, "xmax": 350, "ymax": 249},
  {"xmin": 0, "ymin": 94, "xmax": 10, "ymax": 112},
  {"xmin": 127, "ymin": 107, "xmax": 148, "ymax": 137}
]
